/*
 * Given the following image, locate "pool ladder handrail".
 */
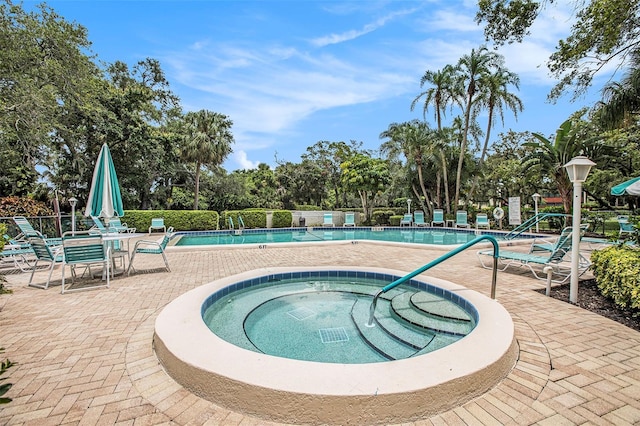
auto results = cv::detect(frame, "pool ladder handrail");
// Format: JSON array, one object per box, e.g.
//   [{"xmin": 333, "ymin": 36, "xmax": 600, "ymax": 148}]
[
  {"xmin": 504, "ymin": 213, "xmax": 568, "ymax": 240},
  {"xmin": 366, "ymin": 235, "xmax": 500, "ymax": 327}
]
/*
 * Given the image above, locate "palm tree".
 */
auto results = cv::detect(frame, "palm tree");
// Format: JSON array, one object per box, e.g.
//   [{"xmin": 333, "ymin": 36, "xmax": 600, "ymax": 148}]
[
  {"xmin": 453, "ymin": 46, "xmax": 500, "ymax": 209},
  {"xmin": 410, "ymin": 66, "xmax": 460, "ymax": 211},
  {"xmin": 468, "ymin": 66, "xmax": 523, "ymax": 200},
  {"xmin": 380, "ymin": 120, "xmax": 437, "ymax": 216},
  {"xmin": 594, "ymin": 50, "xmax": 640, "ymax": 129},
  {"xmin": 524, "ymin": 118, "xmax": 600, "ymax": 213},
  {"xmin": 410, "ymin": 65, "xmax": 458, "ymax": 130},
  {"xmin": 180, "ymin": 110, "xmax": 234, "ymax": 210}
]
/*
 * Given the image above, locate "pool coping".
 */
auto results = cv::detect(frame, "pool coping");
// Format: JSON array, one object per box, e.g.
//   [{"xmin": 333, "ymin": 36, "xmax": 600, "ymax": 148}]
[
  {"xmin": 154, "ymin": 266, "xmax": 518, "ymax": 425},
  {"xmin": 168, "ymin": 227, "xmax": 538, "ymax": 252}
]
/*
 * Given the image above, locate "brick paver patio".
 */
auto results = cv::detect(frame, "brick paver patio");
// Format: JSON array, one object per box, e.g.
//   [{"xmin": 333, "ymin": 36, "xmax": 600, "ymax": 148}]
[{"xmin": 1, "ymin": 240, "xmax": 639, "ymax": 425}]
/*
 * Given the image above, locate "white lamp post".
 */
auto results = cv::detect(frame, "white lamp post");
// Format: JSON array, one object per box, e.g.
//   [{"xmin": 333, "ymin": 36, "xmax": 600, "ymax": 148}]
[
  {"xmin": 68, "ymin": 197, "xmax": 78, "ymax": 235},
  {"xmin": 407, "ymin": 198, "xmax": 412, "ymax": 215},
  {"xmin": 563, "ymin": 156, "xmax": 595, "ymax": 304},
  {"xmin": 532, "ymin": 193, "xmax": 541, "ymax": 232}
]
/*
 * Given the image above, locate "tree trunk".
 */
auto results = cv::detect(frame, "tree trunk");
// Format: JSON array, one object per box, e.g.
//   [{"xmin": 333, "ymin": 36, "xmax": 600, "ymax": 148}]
[
  {"xmin": 193, "ymin": 162, "xmax": 201, "ymax": 210},
  {"xmin": 454, "ymin": 98, "xmax": 474, "ymax": 210},
  {"xmin": 468, "ymin": 105, "xmax": 494, "ymax": 202}
]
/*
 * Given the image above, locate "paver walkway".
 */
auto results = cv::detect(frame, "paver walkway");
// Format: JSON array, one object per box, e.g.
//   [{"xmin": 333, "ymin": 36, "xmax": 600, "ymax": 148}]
[{"xmin": 1, "ymin": 240, "xmax": 640, "ymax": 425}]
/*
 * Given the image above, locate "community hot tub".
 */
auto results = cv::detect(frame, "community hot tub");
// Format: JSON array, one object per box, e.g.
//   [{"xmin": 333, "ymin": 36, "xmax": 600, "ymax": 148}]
[{"xmin": 154, "ymin": 266, "xmax": 517, "ymax": 425}]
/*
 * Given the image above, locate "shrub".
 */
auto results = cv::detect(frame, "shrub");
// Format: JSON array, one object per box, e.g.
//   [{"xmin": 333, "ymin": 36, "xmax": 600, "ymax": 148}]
[
  {"xmin": 0, "ymin": 196, "xmax": 53, "ymax": 217},
  {"xmin": 124, "ymin": 210, "xmax": 219, "ymax": 232},
  {"xmin": 271, "ymin": 210, "xmax": 293, "ymax": 228},
  {"xmin": 372, "ymin": 210, "xmax": 395, "ymax": 225},
  {"xmin": 591, "ymin": 246, "xmax": 640, "ymax": 310}
]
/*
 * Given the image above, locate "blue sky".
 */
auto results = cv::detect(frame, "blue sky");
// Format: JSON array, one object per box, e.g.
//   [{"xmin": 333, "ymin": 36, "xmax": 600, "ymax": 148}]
[{"xmin": 27, "ymin": 0, "xmax": 610, "ymax": 171}]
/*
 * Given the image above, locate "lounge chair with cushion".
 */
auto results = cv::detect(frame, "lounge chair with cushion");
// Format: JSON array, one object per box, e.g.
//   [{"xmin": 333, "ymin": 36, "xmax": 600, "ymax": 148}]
[
  {"xmin": 431, "ymin": 209, "xmax": 445, "ymax": 227},
  {"xmin": 400, "ymin": 214, "xmax": 412, "ymax": 226},
  {"xmin": 475, "ymin": 213, "xmax": 490, "ymax": 230},
  {"xmin": 61, "ymin": 231, "xmax": 111, "ymax": 294},
  {"xmin": 413, "ymin": 211, "xmax": 427, "ymax": 227},
  {"xmin": 477, "ymin": 226, "xmax": 589, "ymax": 283},
  {"xmin": 149, "ymin": 218, "xmax": 166, "ymax": 234},
  {"xmin": 27, "ymin": 236, "xmax": 64, "ymax": 289},
  {"xmin": 323, "ymin": 213, "xmax": 334, "ymax": 227},
  {"xmin": 127, "ymin": 227, "xmax": 174, "ymax": 275},
  {"xmin": 343, "ymin": 212, "xmax": 356, "ymax": 227},
  {"xmin": 455, "ymin": 210, "xmax": 471, "ymax": 228}
]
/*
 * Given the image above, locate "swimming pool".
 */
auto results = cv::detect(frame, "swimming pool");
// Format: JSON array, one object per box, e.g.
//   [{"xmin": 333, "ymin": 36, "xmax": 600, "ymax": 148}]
[{"xmin": 174, "ymin": 227, "xmax": 505, "ymax": 247}]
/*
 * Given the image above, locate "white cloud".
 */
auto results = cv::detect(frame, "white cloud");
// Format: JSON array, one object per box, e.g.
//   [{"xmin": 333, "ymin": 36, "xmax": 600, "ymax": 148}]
[
  {"xmin": 310, "ymin": 7, "xmax": 421, "ymax": 47},
  {"xmin": 233, "ymin": 150, "xmax": 261, "ymax": 170}
]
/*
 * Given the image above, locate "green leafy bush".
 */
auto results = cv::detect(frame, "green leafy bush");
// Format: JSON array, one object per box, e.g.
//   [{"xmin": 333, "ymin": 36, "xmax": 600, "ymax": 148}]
[
  {"xmin": 124, "ymin": 210, "xmax": 219, "ymax": 232},
  {"xmin": 372, "ymin": 210, "xmax": 395, "ymax": 225},
  {"xmin": 591, "ymin": 246, "xmax": 640, "ymax": 310},
  {"xmin": 271, "ymin": 210, "xmax": 293, "ymax": 228}
]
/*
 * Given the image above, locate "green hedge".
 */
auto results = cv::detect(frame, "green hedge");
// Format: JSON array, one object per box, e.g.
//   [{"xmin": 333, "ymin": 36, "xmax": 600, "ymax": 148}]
[
  {"xmin": 591, "ymin": 246, "xmax": 640, "ymax": 310},
  {"xmin": 222, "ymin": 209, "xmax": 293, "ymax": 229},
  {"xmin": 272, "ymin": 210, "xmax": 293, "ymax": 228},
  {"xmin": 372, "ymin": 210, "xmax": 395, "ymax": 225},
  {"xmin": 123, "ymin": 210, "xmax": 219, "ymax": 232}
]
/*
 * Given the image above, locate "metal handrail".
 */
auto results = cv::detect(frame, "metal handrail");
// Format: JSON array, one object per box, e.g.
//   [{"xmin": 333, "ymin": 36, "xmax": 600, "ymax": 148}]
[
  {"xmin": 366, "ymin": 235, "xmax": 500, "ymax": 327},
  {"xmin": 504, "ymin": 213, "xmax": 568, "ymax": 240}
]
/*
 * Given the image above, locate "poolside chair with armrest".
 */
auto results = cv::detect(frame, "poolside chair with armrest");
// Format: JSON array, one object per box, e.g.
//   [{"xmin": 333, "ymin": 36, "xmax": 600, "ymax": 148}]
[
  {"xmin": 477, "ymin": 226, "xmax": 590, "ymax": 284},
  {"xmin": 413, "ymin": 211, "xmax": 427, "ymax": 227},
  {"xmin": 90, "ymin": 216, "xmax": 114, "ymax": 234},
  {"xmin": 431, "ymin": 209, "xmax": 445, "ymax": 227},
  {"xmin": 61, "ymin": 231, "xmax": 111, "ymax": 294},
  {"xmin": 400, "ymin": 214, "xmax": 412, "ymax": 226},
  {"xmin": 343, "ymin": 212, "xmax": 356, "ymax": 227},
  {"xmin": 149, "ymin": 218, "xmax": 166, "ymax": 234},
  {"xmin": 475, "ymin": 213, "xmax": 490, "ymax": 230},
  {"xmin": 618, "ymin": 218, "xmax": 636, "ymax": 238},
  {"xmin": 1, "ymin": 235, "xmax": 35, "ymax": 272},
  {"xmin": 455, "ymin": 210, "xmax": 471, "ymax": 228},
  {"xmin": 13, "ymin": 216, "xmax": 62, "ymax": 246},
  {"xmin": 323, "ymin": 213, "xmax": 334, "ymax": 227},
  {"xmin": 127, "ymin": 227, "xmax": 174, "ymax": 275},
  {"xmin": 27, "ymin": 236, "xmax": 64, "ymax": 289},
  {"xmin": 109, "ymin": 217, "xmax": 135, "ymax": 233}
]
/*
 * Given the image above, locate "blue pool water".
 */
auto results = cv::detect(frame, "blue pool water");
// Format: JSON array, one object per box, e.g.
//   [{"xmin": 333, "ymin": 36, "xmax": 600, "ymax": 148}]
[
  {"xmin": 201, "ymin": 271, "xmax": 477, "ymax": 364},
  {"xmin": 176, "ymin": 227, "xmax": 499, "ymax": 246}
]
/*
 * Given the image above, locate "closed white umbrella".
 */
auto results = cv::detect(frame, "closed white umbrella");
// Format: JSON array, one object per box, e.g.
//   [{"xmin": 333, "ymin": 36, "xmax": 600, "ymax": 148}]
[{"xmin": 84, "ymin": 143, "xmax": 124, "ymax": 219}]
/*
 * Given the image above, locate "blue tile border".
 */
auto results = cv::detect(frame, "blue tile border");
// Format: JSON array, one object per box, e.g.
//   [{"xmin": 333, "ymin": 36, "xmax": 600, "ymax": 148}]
[{"xmin": 200, "ymin": 270, "xmax": 479, "ymax": 323}]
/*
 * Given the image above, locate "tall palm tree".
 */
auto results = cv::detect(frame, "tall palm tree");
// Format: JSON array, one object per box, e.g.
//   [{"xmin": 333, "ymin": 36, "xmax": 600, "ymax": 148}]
[
  {"xmin": 453, "ymin": 46, "xmax": 499, "ymax": 209},
  {"xmin": 595, "ymin": 50, "xmax": 640, "ymax": 129},
  {"xmin": 180, "ymin": 110, "xmax": 234, "ymax": 210},
  {"xmin": 468, "ymin": 66, "xmax": 523, "ymax": 200},
  {"xmin": 380, "ymin": 120, "xmax": 436, "ymax": 216},
  {"xmin": 410, "ymin": 65, "xmax": 458, "ymax": 130},
  {"xmin": 410, "ymin": 65, "xmax": 459, "ymax": 211}
]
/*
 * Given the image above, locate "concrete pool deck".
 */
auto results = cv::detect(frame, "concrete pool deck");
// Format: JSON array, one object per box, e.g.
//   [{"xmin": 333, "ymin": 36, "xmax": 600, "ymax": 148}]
[{"xmin": 1, "ymin": 241, "xmax": 640, "ymax": 425}]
